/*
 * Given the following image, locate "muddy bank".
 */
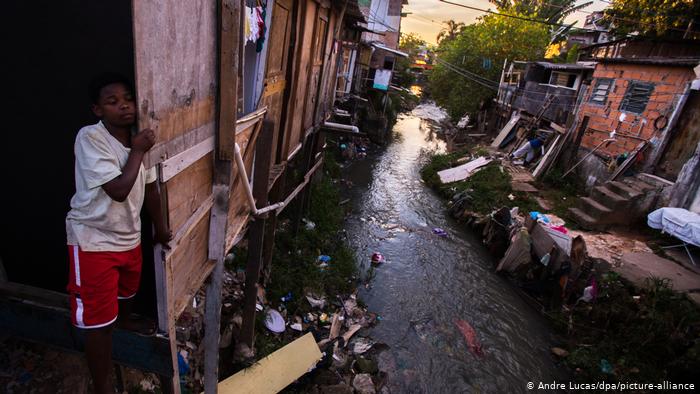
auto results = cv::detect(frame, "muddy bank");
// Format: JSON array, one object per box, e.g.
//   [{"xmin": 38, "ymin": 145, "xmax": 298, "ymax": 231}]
[{"xmin": 420, "ymin": 144, "xmax": 700, "ymax": 387}]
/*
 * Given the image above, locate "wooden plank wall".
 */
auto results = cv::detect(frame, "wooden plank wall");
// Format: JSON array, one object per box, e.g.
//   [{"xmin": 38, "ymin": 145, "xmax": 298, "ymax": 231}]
[
  {"xmin": 133, "ymin": 0, "xmax": 219, "ymax": 321},
  {"xmin": 225, "ymin": 120, "xmax": 262, "ymax": 252},
  {"xmin": 282, "ymin": 0, "xmax": 318, "ymax": 160}
]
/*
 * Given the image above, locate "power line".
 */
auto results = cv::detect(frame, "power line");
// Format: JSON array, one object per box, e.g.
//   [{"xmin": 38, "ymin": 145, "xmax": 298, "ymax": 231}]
[
  {"xmin": 438, "ymin": 0, "xmax": 608, "ymax": 33},
  {"xmin": 432, "ymin": 56, "xmax": 690, "ymax": 104},
  {"xmin": 533, "ymin": 0, "xmax": 694, "ymax": 32}
]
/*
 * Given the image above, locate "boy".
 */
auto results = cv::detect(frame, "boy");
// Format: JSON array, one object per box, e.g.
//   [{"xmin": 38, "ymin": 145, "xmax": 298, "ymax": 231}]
[{"xmin": 65, "ymin": 72, "xmax": 172, "ymax": 393}]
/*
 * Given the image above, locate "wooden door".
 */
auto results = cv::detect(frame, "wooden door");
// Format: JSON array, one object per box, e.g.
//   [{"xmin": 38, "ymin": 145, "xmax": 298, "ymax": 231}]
[
  {"xmin": 281, "ymin": 0, "xmax": 317, "ymax": 160},
  {"xmin": 260, "ymin": 0, "xmax": 294, "ymax": 163},
  {"xmin": 655, "ymin": 91, "xmax": 700, "ymax": 181},
  {"xmin": 303, "ymin": 6, "xmax": 329, "ymax": 131}
]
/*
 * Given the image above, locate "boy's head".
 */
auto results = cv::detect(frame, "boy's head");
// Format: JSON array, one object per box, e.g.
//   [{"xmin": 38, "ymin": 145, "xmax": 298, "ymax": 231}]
[{"xmin": 88, "ymin": 72, "xmax": 136, "ymax": 127}]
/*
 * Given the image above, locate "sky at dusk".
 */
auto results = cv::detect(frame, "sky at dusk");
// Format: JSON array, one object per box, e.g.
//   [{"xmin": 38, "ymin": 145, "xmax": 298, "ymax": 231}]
[{"xmin": 401, "ymin": 0, "xmax": 610, "ymax": 44}]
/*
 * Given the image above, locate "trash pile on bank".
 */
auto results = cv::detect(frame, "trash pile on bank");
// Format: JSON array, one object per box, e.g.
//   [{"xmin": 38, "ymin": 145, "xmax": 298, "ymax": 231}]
[
  {"xmin": 423, "ymin": 150, "xmax": 700, "ymax": 384},
  {"xmin": 170, "ymin": 227, "xmax": 389, "ymax": 393}
]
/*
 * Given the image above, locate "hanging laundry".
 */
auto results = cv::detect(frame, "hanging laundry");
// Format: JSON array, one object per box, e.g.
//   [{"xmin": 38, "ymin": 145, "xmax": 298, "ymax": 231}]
[
  {"xmin": 255, "ymin": 1, "xmax": 267, "ymax": 52},
  {"xmin": 245, "ymin": 6, "xmax": 259, "ymax": 44}
]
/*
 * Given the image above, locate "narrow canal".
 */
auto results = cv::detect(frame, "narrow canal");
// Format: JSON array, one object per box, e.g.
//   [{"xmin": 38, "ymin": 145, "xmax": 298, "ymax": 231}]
[{"xmin": 342, "ymin": 103, "xmax": 569, "ymax": 393}]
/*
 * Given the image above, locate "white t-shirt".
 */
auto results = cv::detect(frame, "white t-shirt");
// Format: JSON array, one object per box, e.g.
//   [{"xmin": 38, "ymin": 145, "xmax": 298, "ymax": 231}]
[{"xmin": 66, "ymin": 121, "xmax": 157, "ymax": 252}]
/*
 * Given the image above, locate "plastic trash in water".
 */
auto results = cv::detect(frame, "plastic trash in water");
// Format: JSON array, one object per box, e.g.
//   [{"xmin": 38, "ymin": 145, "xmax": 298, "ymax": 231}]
[
  {"xmin": 432, "ymin": 228, "xmax": 448, "ymax": 237},
  {"xmin": 600, "ymin": 359, "xmax": 613, "ymax": 374},
  {"xmin": 371, "ymin": 252, "xmax": 385, "ymax": 264},
  {"xmin": 318, "ymin": 255, "xmax": 331, "ymax": 262}
]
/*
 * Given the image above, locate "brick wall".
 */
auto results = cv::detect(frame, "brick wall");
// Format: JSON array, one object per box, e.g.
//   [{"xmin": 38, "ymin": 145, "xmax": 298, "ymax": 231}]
[{"xmin": 577, "ymin": 63, "xmax": 695, "ymax": 159}]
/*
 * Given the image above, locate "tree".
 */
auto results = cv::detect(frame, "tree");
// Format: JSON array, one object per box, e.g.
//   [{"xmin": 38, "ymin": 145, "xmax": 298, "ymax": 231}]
[
  {"xmin": 429, "ymin": 13, "xmax": 549, "ymax": 119},
  {"xmin": 603, "ymin": 0, "xmax": 700, "ymax": 39},
  {"xmin": 394, "ymin": 33, "xmax": 428, "ymax": 87},
  {"xmin": 437, "ymin": 20, "xmax": 466, "ymax": 43},
  {"xmin": 488, "ymin": 0, "xmax": 592, "ymax": 24}
]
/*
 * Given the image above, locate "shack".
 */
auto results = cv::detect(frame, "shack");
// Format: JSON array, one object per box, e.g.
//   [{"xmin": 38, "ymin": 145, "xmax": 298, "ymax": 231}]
[
  {"xmin": 1, "ymin": 0, "xmax": 365, "ymax": 392},
  {"xmin": 563, "ymin": 38, "xmax": 700, "ymax": 229}
]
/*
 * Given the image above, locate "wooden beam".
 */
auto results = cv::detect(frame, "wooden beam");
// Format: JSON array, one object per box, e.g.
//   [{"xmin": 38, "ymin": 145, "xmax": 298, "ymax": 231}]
[
  {"xmin": 236, "ymin": 107, "xmax": 268, "ymax": 135},
  {"xmin": 0, "ymin": 292, "xmax": 173, "ymax": 377},
  {"xmin": 240, "ymin": 121, "xmax": 274, "ymax": 348},
  {"xmin": 160, "ymin": 137, "xmax": 215, "ymax": 182},
  {"xmin": 275, "ymin": 157, "xmax": 324, "ymax": 215},
  {"xmin": 146, "ymin": 122, "xmax": 215, "ymax": 169},
  {"xmin": 204, "ymin": 0, "xmax": 242, "ymax": 392},
  {"xmin": 215, "ymin": 0, "xmax": 240, "ymax": 161}
]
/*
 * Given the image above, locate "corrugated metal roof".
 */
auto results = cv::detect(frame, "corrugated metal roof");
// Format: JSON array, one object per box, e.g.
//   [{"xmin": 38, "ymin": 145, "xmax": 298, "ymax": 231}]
[
  {"xmin": 534, "ymin": 61, "xmax": 596, "ymax": 70},
  {"xmin": 598, "ymin": 57, "xmax": 700, "ymax": 67},
  {"xmin": 371, "ymin": 43, "xmax": 409, "ymax": 58}
]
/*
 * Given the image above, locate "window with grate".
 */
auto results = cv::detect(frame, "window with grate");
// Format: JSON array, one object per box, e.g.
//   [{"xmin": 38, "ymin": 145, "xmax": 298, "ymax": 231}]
[
  {"xmin": 620, "ymin": 81, "xmax": 654, "ymax": 114},
  {"xmin": 589, "ymin": 78, "xmax": 613, "ymax": 105}
]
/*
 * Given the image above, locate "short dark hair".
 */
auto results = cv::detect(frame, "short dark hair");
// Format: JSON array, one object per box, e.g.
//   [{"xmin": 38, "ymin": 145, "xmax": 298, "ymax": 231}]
[{"xmin": 88, "ymin": 72, "xmax": 133, "ymax": 104}]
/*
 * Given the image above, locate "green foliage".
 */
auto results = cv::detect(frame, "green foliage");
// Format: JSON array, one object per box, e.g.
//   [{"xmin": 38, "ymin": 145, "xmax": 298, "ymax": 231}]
[
  {"xmin": 604, "ymin": 0, "xmax": 700, "ymax": 39},
  {"xmin": 489, "ymin": 0, "xmax": 592, "ymax": 24},
  {"xmin": 562, "ymin": 273, "xmax": 700, "ymax": 383},
  {"xmin": 565, "ymin": 43, "xmax": 580, "ymax": 63},
  {"xmin": 429, "ymin": 13, "xmax": 549, "ymax": 120},
  {"xmin": 265, "ymin": 170, "xmax": 357, "ymax": 312}
]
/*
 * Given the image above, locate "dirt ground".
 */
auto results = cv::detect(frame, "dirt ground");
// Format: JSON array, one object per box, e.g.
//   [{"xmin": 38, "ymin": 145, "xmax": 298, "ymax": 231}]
[{"xmin": 0, "ymin": 337, "xmax": 160, "ymax": 394}]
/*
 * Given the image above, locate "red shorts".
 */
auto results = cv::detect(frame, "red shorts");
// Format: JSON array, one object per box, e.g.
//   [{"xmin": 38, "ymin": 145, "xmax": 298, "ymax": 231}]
[{"xmin": 66, "ymin": 244, "xmax": 142, "ymax": 329}]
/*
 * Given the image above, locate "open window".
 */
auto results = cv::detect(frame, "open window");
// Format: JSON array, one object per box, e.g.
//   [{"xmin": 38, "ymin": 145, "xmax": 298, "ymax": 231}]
[{"xmin": 542, "ymin": 70, "xmax": 579, "ymax": 89}]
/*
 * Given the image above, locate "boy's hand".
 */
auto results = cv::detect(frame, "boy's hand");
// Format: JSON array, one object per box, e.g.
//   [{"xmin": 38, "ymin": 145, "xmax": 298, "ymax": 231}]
[
  {"xmin": 132, "ymin": 129, "xmax": 156, "ymax": 153},
  {"xmin": 155, "ymin": 228, "xmax": 173, "ymax": 249}
]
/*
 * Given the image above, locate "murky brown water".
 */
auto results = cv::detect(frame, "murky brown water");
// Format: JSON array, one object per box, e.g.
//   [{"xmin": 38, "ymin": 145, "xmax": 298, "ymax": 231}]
[{"xmin": 342, "ymin": 104, "xmax": 569, "ymax": 393}]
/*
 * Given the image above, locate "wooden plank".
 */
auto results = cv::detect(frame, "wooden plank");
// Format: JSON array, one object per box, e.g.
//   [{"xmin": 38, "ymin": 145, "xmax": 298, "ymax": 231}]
[
  {"xmin": 260, "ymin": 0, "xmax": 294, "ymax": 163},
  {"xmin": 236, "ymin": 108, "xmax": 268, "ymax": 135},
  {"xmin": 0, "ymin": 281, "xmax": 69, "ymax": 310},
  {"xmin": 166, "ymin": 153, "xmax": 214, "ymax": 234},
  {"xmin": 491, "ymin": 113, "xmax": 520, "ymax": 148},
  {"xmin": 216, "ymin": 333, "xmax": 322, "ymax": 394},
  {"xmin": 167, "ymin": 196, "xmax": 215, "ymax": 255},
  {"xmin": 161, "ymin": 137, "xmax": 215, "ymax": 182},
  {"xmin": 146, "ymin": 122, "xmax": 215, "ymax": 168},
  {"xmin": 216, "ymin": 0, "xmax": 241, "ymax": 161},
  {"xmin": 276, "ymin": 157, "xmax": 324, "ymax": 215},
  {"xmin": 240, "ymin": 121, "xmax": 274, "ymax": 348},
  {"xmin": 169, "ymin": 214, "xmax": 216, "ymax": 319},
  {"xmin": 0, "ymin": 296, "xmax": 173, "ymax": 377},
  {"xmin": 533, "ymin": 134, "xmax": 562, "ymax": 178},
  {"xmin": 283, "ymin": 0, "xmax": 317, "ymax": 157}
]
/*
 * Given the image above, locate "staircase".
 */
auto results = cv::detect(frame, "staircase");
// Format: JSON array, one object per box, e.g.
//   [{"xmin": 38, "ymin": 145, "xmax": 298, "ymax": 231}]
[{"xmin": 569, "ymin": 173, "xmax": 673, "ymax": 230}]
